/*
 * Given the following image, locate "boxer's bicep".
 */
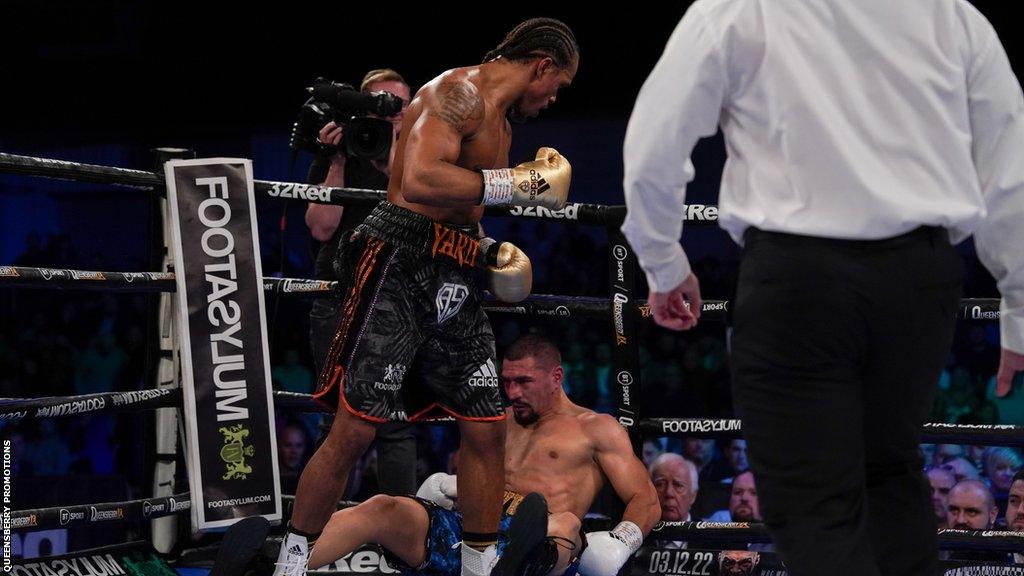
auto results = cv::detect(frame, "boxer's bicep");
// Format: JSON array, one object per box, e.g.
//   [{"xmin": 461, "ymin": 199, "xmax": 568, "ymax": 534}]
[
  {"xmin": 591, "ymin": 416, "xmax": 658, "ymax": 513},
  {"xmin": 400, "ymin": 79, "xmax": 485, "ymax": 205}
]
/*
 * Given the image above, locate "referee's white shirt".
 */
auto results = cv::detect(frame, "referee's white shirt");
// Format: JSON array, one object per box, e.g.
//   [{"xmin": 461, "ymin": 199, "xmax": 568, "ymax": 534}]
[{"xmin": 622, "ymin": 0, "xmax": 1024, "ymax": 353}]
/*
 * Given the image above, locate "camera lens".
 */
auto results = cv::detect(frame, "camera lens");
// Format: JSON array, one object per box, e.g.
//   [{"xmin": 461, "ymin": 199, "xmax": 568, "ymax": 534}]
[
  {"xmin": 354, "ymin": 125, "xmax": 381, "ymax": 150},
  {"xmin": 344, "ymin": 117, "xmax": 393, "ymax": 160}
]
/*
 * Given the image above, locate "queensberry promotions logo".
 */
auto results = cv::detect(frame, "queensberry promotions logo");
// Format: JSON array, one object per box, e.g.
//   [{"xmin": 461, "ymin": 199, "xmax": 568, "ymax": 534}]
[
  {"xmin": 219, "ymin": 424, "xmax": 255, "ymax": 480},
  {"xmin": 70, "ymin": 271, "xmax": 106, "ymax": 281},
  {"xmin": 89, "ymin": 506, "xmax": 124, "ymax": 522},
  {"xmin": 971, "ymin": 306, "xmax": 999, "ymax": 320},
  {"xmin": 11, "ymin": 514, "xmax": 37, "ymax": 528},
  {"xmin": 282, "ymin": 279, "xmax": 332, "ymax": 293},
  {"xmin": 168, "ymin": 497, "xmax": 190, "ymax": 512},
  {"xmin": 436, "ymin": 283, "xmax": 469, "ymax": 324}
]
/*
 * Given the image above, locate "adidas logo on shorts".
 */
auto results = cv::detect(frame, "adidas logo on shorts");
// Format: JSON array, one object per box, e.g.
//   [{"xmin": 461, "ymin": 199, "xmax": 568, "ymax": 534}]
[{"xmin": 467, "ymin": 359, "xmax": 498, "ymax": 388}]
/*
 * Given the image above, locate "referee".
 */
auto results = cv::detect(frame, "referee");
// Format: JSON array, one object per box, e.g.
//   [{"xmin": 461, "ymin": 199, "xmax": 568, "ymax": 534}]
[{"xmin": 622, "ymin": 1, "xmax": 1024, "ymax": 575}]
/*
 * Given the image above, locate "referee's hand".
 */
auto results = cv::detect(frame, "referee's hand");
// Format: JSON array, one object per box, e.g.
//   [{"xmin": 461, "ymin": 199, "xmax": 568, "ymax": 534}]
[
  {"xmin": 649, "ymin": 273, "xmax": 701, "ymax": 331},
  {"xmin": 996, "ymin": 348, "xmax": 1024, "ymax": 397}
]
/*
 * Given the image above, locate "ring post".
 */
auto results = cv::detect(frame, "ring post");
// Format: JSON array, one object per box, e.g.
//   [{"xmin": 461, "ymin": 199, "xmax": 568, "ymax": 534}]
[{"xmin": 151, "ymin": 147, "xmax": 194, "ymax": 553}]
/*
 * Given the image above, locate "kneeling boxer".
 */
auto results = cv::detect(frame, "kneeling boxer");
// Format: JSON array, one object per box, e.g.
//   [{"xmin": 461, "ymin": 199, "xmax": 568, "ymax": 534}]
[{"xmin": 307, "ymin": 335, "xmax": 660, "ymax": 576}]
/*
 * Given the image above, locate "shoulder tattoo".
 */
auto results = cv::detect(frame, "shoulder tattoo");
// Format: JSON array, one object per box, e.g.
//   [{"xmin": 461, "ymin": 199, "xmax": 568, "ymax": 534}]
[{"xmin": 430, "ymin": 80, "xmax": 483, "ymax": 132}]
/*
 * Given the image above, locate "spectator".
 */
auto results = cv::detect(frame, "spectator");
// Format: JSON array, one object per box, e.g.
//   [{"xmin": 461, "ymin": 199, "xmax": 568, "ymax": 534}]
[
  {"xmin": 702, "ymin": 439, "xmax": 748, "ymax": 483},
  {"xmin": 642, "ymin": 439, "xmax": 665, "ymax": 469},
  {"xmin": 947, "ymin": 479, "xmax": 998, "ymax": 531},
  {"xmin": 984, "ymin": 447, "xmax": 1023, "ymax": 513},
  {"xmin": 709, "ymin": 470, "xmax": 760, "ymax": 523},
  {"xmin": 304, "ymin": 68, "xmax": 418, "ymax": 499},
  {"xmin": 967, "ymin": 445, "xmax": 988, "ymax": 469},
  {"xmin": 1005, "ymin": 469, "xmax": 1024, "ymax": 531},
  {"xmin": 946, "ymin": 480, "xmax": 1008, "ymax": 563},
  {"xmin": 683, "ymin": 438, "xmax": 716, "ymax": 474},
  {"xmin": 279, "ymin": 421, "xmax": 311, "ymax": 494},
  {"xmin": 942, "ymin": 456, "xmax": 982, "ymax": 484},
  {"xmin": 650, "ymin": 453, "xmax": 699, "ymax": 522},
  {"xmin": 1006, "ymin": 471, "xmax": 1024, "ymax": 564},
  {"xmin": 932, "ymin": 444, "xmax": 965, "ymax": 469},
  {"xmin": 927, "ymin": 467, "xmax": 956, "ymax": 529},
  {"xmin": 724, "ymin": 440, "xmax": 749, "ymax": 478}
]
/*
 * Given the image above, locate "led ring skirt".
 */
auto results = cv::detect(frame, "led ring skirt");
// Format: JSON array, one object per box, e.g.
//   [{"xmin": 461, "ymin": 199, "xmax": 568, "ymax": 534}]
[{"xmin": 0, "ymin": 151, "xmax": 1019, "ymax": 575}]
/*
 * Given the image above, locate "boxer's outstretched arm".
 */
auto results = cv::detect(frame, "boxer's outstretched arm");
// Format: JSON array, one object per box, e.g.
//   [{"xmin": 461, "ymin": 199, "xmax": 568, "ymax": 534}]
[
  {"xmin": 400, "ymin": 77, "xmax": 486, "ymax": 206},
  {"xmin": 578, "ymin": 414, "xmax": 660, "ymax": 576},
  {"xmin": 587, "ymin": 413, "xmax": 661, "ymax": 534}
]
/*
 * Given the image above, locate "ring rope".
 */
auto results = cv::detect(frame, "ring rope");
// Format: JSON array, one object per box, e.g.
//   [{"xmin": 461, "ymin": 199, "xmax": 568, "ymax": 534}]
[
  {"xmin": 0, "ymin": 152, "xmax": 719, "ymax": 226},
  {"xmin": 0, "ymin": 267, "xmax": 998, "ymax": 322}
]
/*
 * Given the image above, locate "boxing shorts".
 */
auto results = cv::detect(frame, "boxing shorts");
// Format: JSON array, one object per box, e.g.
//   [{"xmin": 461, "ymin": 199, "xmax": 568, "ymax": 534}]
[
  {"xmin": 312, "ymin": 201, "xmax": 505, "ymax": 423},
  {"xmin": 398, "ymin": 491, "xmax": 581, "ymax": 576}
]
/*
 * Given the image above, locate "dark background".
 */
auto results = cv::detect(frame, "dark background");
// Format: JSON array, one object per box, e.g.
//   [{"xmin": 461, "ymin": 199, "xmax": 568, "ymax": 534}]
[
  {"xmin": 0, "ymin": 1, "xmax": 1019, "ymax": 265},
  {"xmin": 1, "ymin": 2, "xmax": 1017, "ymax": 134}
]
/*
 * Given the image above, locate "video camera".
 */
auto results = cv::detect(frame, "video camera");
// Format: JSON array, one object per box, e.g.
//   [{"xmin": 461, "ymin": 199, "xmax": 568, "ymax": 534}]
[{"xmin": 290, "ymin": 77, "xmax": 404, "ymax": 161}]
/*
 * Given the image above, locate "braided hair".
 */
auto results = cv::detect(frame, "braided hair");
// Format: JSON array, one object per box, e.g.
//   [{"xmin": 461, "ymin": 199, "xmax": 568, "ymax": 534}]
[{"xmin": 483, "ymin": 18, "xmax": 578, "ymax": 69}]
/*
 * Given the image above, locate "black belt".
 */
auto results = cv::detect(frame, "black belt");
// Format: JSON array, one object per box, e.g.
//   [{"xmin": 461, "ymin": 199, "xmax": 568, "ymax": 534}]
[{"xmin": 744, "ymin": 225, "xmax": 946, "ymax": 250}]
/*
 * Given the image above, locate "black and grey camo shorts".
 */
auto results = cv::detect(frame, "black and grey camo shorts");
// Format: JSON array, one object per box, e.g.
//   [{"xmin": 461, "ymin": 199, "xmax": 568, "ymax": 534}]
[{"xmin": 312, "ymin": 202, "xmax": 505, "ymax": 423}]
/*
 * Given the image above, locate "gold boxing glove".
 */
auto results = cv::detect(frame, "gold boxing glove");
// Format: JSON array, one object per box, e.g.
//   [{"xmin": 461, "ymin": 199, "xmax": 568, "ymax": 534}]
[
  {"xmin": 480, "ymin": 147, "xmax": 571, "ymax": 210},
  {"xmin": 476, "ymin": 238, "xmax": 532, "ymax": 303}
]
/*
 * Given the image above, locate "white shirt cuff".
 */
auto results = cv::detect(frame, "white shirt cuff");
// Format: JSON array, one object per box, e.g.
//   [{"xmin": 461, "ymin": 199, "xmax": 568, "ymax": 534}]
[
  {"xmin": 1001, "ymin": 302, "xmax": 1024, "ymax": 355},
  {"xmin": 639, "ymin": 244, "xmax": 692, "ymax": 293}
]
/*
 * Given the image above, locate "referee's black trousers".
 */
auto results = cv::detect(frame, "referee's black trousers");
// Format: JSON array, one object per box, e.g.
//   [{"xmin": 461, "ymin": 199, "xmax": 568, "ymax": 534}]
[{"xmin": 730, "ymin": 226, "xmax": 962, "ymax": 576}]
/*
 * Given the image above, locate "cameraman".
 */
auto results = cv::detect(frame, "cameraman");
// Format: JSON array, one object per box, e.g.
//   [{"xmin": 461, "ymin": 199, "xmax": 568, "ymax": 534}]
[{"xmin": 305, "ymin": 68, "xmax": 414, "ymax": 497}]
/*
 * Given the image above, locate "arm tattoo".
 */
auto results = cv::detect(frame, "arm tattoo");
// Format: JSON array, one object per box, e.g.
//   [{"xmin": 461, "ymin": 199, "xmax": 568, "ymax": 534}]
[{"xmin": 430, "ymin": 81, "xmax": 483, "ymax": 132}]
